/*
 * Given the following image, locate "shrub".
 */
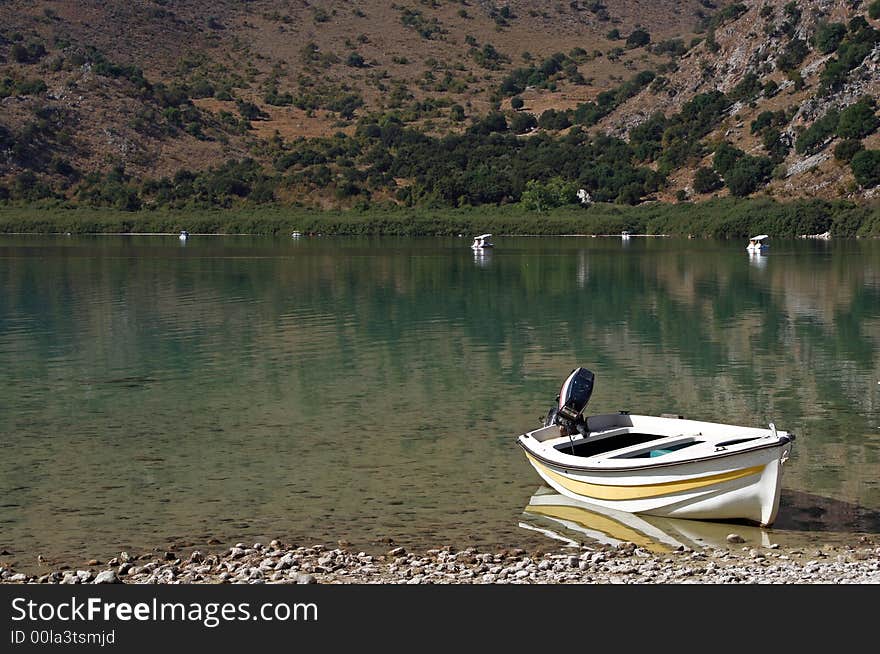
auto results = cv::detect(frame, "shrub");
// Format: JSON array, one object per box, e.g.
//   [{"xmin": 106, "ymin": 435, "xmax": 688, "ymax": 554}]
[
  {"xmin": 725, "ymin": 156, "xmax": 773, "ymax": 197},
  {"xmin": 713, "ymin": 142, "xmax": 745, "ymax": 175},
  {"xmin": 751, "ymin": 110, "xmax": 786, "ymax": 135},
  {"xmin": 836, "ymin": 98, "xmax": 879, "ymax": 139},
  {"xmin": 870, "ymin": 1, "xmax": 880, "ymax": 20},
  {"xmin": 520, "ymin": 177, "xmax": 579, "ymax": 210},
  {"xmin": 834, "ymin": 139, "xmax": 864, "ymax": 162},
  {"xmin": 346, "ymin": 53, "xmax": 366, "ymax": 68},
  {"xmin": 510, "ymin": 96, "xmax": 524, "ymax": 110},
  {"xmin": 693, "ymin": 167, "xmax": 723, "ymax": 194},
  {"xmin": 10, "ymin": 41, "xmax": 46, "ymax": 64},
  {"xmin": 813, "ymin": 22, "xmax": 847, "ymax": 54},
  {"xmin": 509, "ymin": 112, "xmax": 537, "ymax": 134},
  {"xmin": 728, "ymin": 72, "xmax": 762, "ymax": 103},
  {"xmin": 538, "ymin": 108, "xmax": 571, "ymax": 131},
  {"xmin": 851, "ymin": 149, "xmax": 880, "ymax": 187},
  {"xmin": 796, "ymin": 109, "xmax": 840, "ymax": 155},
  {"xmin": 776, "ymin": 39, "xmax": 809, "ymax": 72},
  {"xmin": 626, "ymin": 29, "xmax": 651, "ymax": 49},
  {"xmin": 467, "ymin": 111, "xmax": 507, "ymax": 135}
]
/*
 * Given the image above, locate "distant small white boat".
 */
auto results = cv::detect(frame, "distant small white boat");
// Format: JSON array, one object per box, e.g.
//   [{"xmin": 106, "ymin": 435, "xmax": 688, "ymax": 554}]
[
  {"xmin": 179, "ymin": 230, "xmax": 189, "ymax": 241},
  {"xmin": 291, "ymin": 231, "xmax": 302, "ymax": 238},
  {"xmin": 746, "ymin": 235, "xmax": 769, "ymax": 251},
  {"xmin": 471, "ymin": 233, "xmax": 494, "ymax": 249},
  {"xmin": 621, "ymin": 230, "xmax": 631, "ymax": 240}
]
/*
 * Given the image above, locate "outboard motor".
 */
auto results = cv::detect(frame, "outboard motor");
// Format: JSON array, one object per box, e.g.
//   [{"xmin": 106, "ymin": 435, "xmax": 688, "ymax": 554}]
[{"xmin": 544, "ymin": 367, "xmax": 595, "ymax": 436}]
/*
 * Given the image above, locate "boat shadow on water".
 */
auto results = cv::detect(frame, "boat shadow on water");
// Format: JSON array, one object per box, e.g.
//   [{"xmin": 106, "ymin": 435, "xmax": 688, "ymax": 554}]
[
  {"xmin": 519, "ymin": 486, "xmax": 880, "ymax": 553},
  {"xmin": 773, "ymin": 489, "xmax": 880, "ymax": 535}
]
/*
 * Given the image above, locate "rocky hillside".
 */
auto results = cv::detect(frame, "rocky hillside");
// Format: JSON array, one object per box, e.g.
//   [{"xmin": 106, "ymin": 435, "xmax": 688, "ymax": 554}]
[
  {"xmin": 600, "ymin": 0, "xmax": 880, "ymax": 202},
  {"xmin": 1, "ymin": 0, "xmax": 879, "ymax": 210}
]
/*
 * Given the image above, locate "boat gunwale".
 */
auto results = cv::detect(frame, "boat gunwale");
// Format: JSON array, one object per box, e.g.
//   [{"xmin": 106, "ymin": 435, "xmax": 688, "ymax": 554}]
[{"xmin": 517, "ymin": 433, "xmax": 793, "ymax": 474}]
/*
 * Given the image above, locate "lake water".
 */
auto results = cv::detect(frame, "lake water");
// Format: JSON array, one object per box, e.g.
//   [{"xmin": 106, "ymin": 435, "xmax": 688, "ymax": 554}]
[{"xmin": 2, "ymin": 233, "xmax": 879, "ymax": 569}]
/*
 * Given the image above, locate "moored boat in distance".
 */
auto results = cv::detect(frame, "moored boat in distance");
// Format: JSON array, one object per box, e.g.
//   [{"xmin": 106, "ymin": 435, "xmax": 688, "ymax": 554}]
[
  {"xmin": 517, "ymin": 367, "xmax": 795, "ymax": 527},
  {"xmin": 471, "ymin": 233, "xmax": 494, "ymax": 249},
  {"xmin": 746, "ymin": 234, "xmax": 769, "ymax": 251},
  {"xmin": 179, "ymin": 230, "xmax": 189, "ymax": 241}
]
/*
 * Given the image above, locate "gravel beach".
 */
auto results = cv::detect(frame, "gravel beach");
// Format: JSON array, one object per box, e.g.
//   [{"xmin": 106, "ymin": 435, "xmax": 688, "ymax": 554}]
[{"xmin": 2, "ymin": 535, "xmax": 879, "ymax": 585}]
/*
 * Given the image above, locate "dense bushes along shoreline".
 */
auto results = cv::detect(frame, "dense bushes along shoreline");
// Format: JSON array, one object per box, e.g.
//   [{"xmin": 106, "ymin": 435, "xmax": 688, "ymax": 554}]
[{"xmin": 2, "ymin": 197, "xmax": 880, "ymax": 238}]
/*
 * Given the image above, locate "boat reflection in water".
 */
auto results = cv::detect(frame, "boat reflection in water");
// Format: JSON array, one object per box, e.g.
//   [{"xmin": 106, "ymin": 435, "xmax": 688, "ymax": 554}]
[
  {"xmin": 520, "ymin": 486, "xmax": 772, "ymax": 553},
  {"xmin": 748, "ymin": 250, "xmax": 768, "ymax": 269},
  {"xmin": 473, "ymin": 248, "xmax": 492, "ymax": 267}
]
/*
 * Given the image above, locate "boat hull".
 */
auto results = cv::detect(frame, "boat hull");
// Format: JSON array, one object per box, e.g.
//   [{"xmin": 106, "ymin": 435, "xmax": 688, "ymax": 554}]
[{"xmin": 518, "ymin": 416, "xmax": 793, "ymax": 526}]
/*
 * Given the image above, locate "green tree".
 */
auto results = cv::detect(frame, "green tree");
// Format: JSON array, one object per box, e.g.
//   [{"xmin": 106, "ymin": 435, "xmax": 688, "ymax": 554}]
[
  {"xmin": 851, "ymin": 149, "xmax": 880, "ymax": 187},
  {"xmin": 725, "ymin": 156, "xmax": 773, "ymax": 197},
  {"xmin": 626, "ymin": 29, "xmax": 651, "ymax": 48},
  {"xmin": 813, "ymin": 22, "xmax": 847, "ymax": 54},
  {"xmin": 836, "ymin": 98, "xmax": 879, "ymax": 139},
  {"xmin": 509, "ymin": 112, "xmax": 537, "ymax": 134},
  {"xmin": 796, "ymin": 109, "xmax": 840, "ymax": 154},
  {"xmin": 693, "ymin": 167, "xmax": 723, "ymax": 194},
  {"xmin": 520, "ymin": 177, "xmax": 578, "ymax": 210},
  {"xmin": 834, "ymin": 139, "xmax": 864, "ymax": 162},
  {"xmin": 713, "ymin": 142, "xmax": 745, "ymax": 175}
]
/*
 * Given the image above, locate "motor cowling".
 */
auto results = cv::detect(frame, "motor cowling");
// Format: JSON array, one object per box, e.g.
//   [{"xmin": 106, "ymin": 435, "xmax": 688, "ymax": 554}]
[{"xmin": 544, "ymin": 367, "xmax": 595, "ymax": 436}]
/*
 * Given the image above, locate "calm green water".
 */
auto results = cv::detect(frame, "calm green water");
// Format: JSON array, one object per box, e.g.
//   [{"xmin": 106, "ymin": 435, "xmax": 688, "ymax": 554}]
[{"xmin": 1, "ymin": 233, "xmax": 879, "ymax": 568}]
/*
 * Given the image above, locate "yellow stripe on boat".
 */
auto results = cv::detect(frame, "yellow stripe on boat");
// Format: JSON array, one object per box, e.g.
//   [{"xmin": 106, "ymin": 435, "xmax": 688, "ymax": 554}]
[{"xmin": 525, "ymin": 453, "xmax": 764, "ymax": 501}]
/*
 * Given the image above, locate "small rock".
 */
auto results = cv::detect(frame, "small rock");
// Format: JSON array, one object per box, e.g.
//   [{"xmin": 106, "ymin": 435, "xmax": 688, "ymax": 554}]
[
  {"xmin": 726, "ymin": 533, "xmax": 746, "ymax": 544},
  {"xmin": 87, "ymin": 559, "xmax": 100, "ymax": 566},
  {"xmin": 295, "ymin": 573, "xmax": 317, "ymax": 584},
  {"xmin": 94, "ymin": 570, "xmax": 121, "ymax": 584}
]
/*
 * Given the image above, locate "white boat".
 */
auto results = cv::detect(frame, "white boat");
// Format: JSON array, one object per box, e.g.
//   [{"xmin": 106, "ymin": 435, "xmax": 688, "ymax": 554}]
[
  {"xmin": 621, "ymin": 230, "xmax": 631, "ymax": 240},
  {"xmin": 179, "ymin": 230, "xmax": 189, "ymax": 241},
  {"xmin": 521, "ymin": 486, "xmax": 772, "ymax": 552},
  {"xmin": 746, "ymin": 234, "xmax": 769, "ymax": 251},
  {"xmin": 471, "ymin": 233, "xmax": 494, "ymax": 249},
  {"xmin": 517, "ymin": 368, "xmax": 795, "ymax": 527},
  {"xmin": 291, "ymin": 231, "xmax": 302, "ymax": 239}
]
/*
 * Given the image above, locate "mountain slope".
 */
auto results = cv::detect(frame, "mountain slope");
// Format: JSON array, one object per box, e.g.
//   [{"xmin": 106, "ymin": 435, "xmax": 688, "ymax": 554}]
[{"xmin": 1, "ymin": 1, "xmax": 879, "ymax": 210}]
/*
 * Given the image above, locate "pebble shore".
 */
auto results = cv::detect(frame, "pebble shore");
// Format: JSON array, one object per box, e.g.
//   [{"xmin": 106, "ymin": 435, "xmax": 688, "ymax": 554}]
[{"xmin": 2, "ymin": 534, "xmax": 880, "ymax": 584}]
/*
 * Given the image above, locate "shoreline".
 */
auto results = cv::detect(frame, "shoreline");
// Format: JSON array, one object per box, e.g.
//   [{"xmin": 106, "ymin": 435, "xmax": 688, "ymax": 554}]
[
  {"xmin": 2, "ymin": 534, "xmax": 879, "ymax": 584},
  {"xmin": 3, "ymin": 197, "xmax": 880, "ymax": 238}
]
